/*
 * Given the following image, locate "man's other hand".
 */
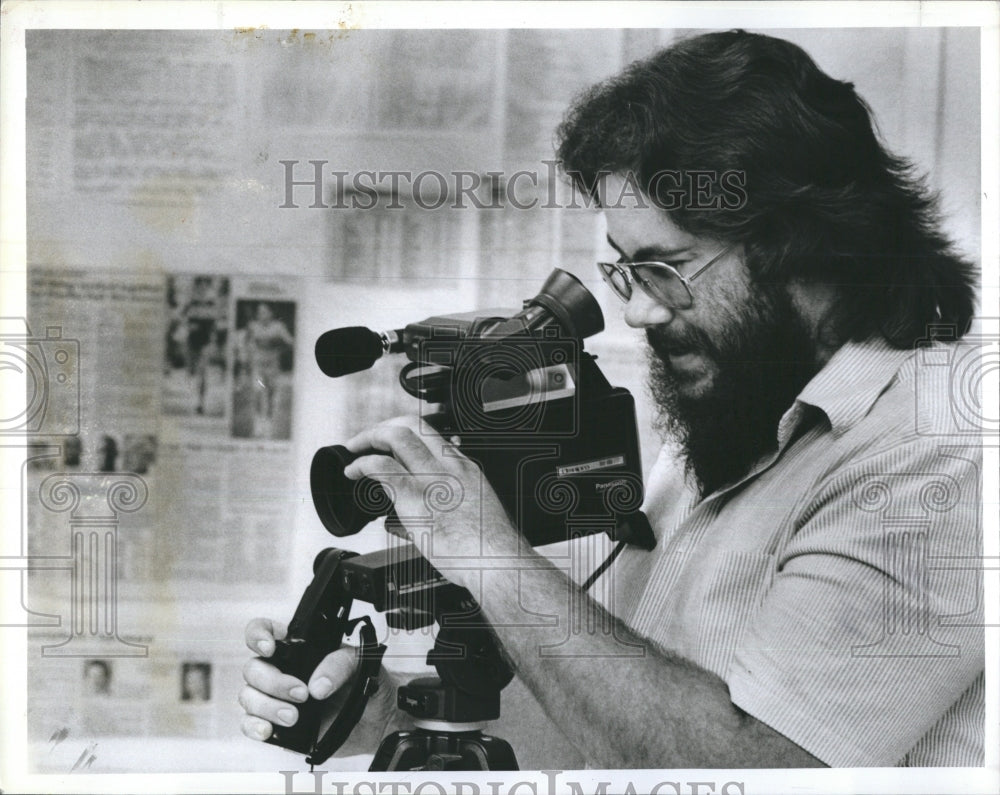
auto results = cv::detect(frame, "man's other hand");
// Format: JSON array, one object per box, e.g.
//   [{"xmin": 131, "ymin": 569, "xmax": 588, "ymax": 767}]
[{"xmin": 239, "ymin": 617, "xmax": 398, "ymax": 755}]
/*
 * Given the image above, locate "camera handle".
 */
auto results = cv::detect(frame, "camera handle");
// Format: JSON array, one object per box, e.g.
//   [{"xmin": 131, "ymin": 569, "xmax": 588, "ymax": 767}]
[
  {"xmin": 265, "ymin": 548, "xmax": 388, "ymax": 765},
  {"xmin": 305, "ymin": 615, "xmax": 387, "ymax": 766}
]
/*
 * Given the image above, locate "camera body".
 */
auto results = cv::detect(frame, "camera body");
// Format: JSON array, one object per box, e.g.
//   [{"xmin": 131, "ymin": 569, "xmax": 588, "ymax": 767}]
[
  {"xmin": 422, "ymin": 343, "xmax": 648, "ymax": 548},
  {"xmin": 0, "ymin": 320, "xmax": 80, "ymax": 436},
  {"xmin": 311, "ymin": 270, "xmax": 654, "ymax": 549}
]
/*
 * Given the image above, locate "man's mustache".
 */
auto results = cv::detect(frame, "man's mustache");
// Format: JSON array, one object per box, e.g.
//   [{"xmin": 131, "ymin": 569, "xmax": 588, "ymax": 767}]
[{"xmin": 645, "ymin": 325, "xmax": 714, "ymax": 359}]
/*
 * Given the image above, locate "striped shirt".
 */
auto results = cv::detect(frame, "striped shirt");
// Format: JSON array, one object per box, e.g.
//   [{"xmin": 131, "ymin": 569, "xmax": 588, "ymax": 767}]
[{"xmin": 609, "ymin": 337, "xmax": 985, "ymax": 766}]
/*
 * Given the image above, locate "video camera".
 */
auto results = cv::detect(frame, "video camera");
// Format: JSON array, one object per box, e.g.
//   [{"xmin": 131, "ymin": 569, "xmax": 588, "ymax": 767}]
[
  {"xmin": 266, "ymin": 270, "xmax": 654, "ymax": 768},
  {"xmin": 310, "ymin": 268, "xmax": 654, "ymax": 549}
]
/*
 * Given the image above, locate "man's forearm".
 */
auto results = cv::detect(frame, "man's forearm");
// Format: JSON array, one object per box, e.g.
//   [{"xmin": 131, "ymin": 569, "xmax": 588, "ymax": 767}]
[{"xmin": 472, "ymin": 552, "xmax": 824, "ymax": 769}]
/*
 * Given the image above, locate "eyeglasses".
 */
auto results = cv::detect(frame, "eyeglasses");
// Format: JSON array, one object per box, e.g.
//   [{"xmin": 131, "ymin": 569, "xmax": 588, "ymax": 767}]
[{"xmin": 597, "ymin": 244, "xmax": 735, "ymax": 309}]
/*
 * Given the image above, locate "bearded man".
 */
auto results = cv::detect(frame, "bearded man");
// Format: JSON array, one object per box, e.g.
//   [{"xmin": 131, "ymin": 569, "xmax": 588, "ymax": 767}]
[{"xmin": 241, "ymin": 30, "xmax": 982, "ymax": 768}]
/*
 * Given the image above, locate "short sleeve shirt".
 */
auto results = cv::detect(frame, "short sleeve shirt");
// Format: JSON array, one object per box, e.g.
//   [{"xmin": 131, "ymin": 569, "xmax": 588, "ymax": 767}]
[{"xmin": 606, "ymin": 338, "xmax": 985, "ymax": 766}]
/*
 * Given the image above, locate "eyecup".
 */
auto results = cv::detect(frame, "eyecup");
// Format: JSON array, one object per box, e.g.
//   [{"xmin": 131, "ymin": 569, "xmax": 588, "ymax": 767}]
[{"xmin": 531, "ymin": 269, "xmax": 604, "ymax": 340}]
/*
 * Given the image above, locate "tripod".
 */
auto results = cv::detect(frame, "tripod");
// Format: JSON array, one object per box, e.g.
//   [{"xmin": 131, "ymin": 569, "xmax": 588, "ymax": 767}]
[{"xmin": 369, "ymin": 621, "xmax": 519, "ymax": 771}]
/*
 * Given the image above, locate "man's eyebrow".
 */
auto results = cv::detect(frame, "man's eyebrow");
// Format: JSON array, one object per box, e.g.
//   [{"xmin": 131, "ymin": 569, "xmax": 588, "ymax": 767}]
[{"xmin": 605, "ymin": 234, "xmax": 692, "ymax": 261}]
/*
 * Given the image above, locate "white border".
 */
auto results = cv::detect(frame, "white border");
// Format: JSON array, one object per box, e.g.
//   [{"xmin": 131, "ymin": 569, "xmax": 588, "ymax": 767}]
[{"xmin": 2, "ymin": 2, "xmax": 998, "ymax": 794}]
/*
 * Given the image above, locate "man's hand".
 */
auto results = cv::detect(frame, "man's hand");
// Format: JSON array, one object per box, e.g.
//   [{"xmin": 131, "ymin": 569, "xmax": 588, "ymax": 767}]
[
  {"xmin": 344, "ymin": 417, "xmax": 520, "ymax": 587},
  {"xmin": 343, "ymin": 417, "xmax": 523, "ymax": 590},
  {"xmin": 239, "ymin": 617, "xmax": 399, "ymax": 755}
]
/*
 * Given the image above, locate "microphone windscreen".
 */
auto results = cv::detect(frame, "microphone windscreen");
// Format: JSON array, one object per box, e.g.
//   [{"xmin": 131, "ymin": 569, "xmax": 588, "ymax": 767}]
[{"xmin": 315, "ymin": 326, "xmax": 384, "ymax": 377}]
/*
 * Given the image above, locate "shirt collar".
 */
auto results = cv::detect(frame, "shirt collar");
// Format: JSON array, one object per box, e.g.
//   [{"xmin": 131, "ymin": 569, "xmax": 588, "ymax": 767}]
[
  {"xmin": 698, "ymin": 337, "xmax": 911, "ymax": 503},
  {"xmin": 785, "ymin": 336, "xmax": 911, "ymax": 439}
]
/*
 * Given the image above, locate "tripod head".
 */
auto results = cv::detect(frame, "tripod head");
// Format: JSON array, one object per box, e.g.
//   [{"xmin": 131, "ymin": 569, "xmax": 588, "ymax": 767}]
[{"xmin": 370, "ymin": 619, "xmax": 519, "ymax": 772}]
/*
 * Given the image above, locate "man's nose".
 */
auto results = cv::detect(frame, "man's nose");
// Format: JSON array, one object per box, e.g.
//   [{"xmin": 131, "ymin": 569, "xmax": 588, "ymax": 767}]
[{"xmin": 623, "ymin": 288, "xmax": 674, "ymax": 328}]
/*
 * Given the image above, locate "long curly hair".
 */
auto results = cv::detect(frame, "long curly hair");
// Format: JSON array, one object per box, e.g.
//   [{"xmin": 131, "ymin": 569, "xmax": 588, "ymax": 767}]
[{"xmin": 556, "ymin": 30, "xmax": 977, "ymax": 347}]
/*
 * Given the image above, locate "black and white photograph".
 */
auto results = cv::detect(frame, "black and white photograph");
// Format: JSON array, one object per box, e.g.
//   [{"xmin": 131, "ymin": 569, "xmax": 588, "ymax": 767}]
[
  {"xmin": 231, "ymin": 299, "xmax": 296, "ymax": 440},
  {"xmin": 163, "ymin": 274, "xmax": 231, "ymax": 418},
  {"xmin": 123, "ymin": 433, "xmax": 158, "ymax": 476},
  {"xmin": 180, "ymin": 662, "xmax": 213, "ymax": 703},
  {"xmin": 81, "ymin": 659, "xmax": 112, "ymax": 698},
  {"xmin": 1, "ymin": 2, "xmax": 997, "ymax": 794}
]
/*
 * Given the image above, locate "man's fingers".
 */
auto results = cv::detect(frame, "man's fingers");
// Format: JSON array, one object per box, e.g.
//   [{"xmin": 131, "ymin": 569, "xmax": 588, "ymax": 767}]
[
  {"xmin": 245, "ymin": 617, "xmax": 288, "ymax": 657},
  {"xmin": 238, "ymin": 684, "xmax": 300, "ymax": 730},
  {"xmin": 343, "ymin": 418, "xmax": 470, "ymax": 487},
  {"xmin": 240, "ymin": 714, "xmax": 274, "ymax": 742},
  {"xmin": 344, "ymin": 423, "xmax": 440, "ymax": 474},
  {"xmin": 343, "ymin": 449, "xmax": 407, "ymax": 479},
  {"xmin": 242, "ymin": 657, "xmax": 310, "ymax": 703},
  {"xmin": 308, "ymin": 647, "xmax": 358, "ymax": 700}
]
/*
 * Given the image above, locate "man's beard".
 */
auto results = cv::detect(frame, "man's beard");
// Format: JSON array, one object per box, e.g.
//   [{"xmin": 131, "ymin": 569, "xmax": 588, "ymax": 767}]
[{"xmin": 646, "ymin": 283, "xmax": 819, "ymax": 497}]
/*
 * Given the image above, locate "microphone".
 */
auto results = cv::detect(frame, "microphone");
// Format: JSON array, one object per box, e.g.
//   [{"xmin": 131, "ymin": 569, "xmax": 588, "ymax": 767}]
[{"xmin": 315, "ymin": 326, "xmax": 400, "ymax": 377}]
